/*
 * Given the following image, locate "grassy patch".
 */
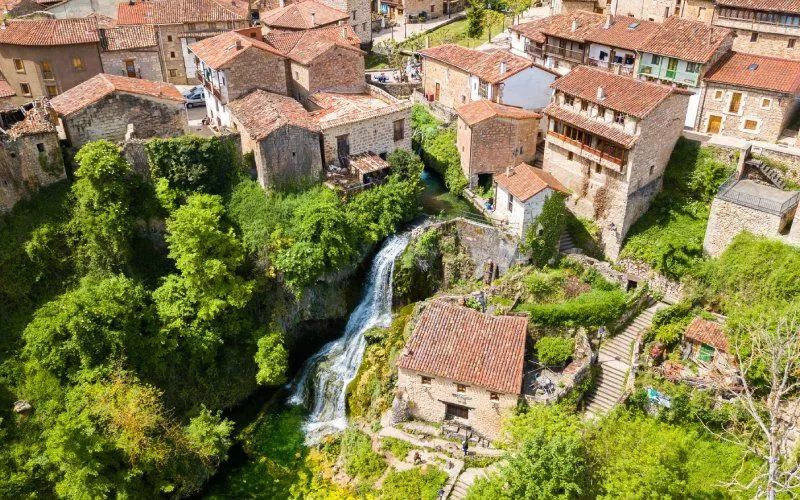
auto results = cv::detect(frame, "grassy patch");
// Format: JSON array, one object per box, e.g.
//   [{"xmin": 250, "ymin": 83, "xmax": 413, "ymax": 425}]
[
  {"xmin": 381, "ymin": 436, "xmax": 416, "ymax": 460},
  {"xmin": 365, "ymin": 51, "xmax": 390, "ymax": 69},
  {"xmin": 401, "ymin": 11, "xmax": 508, "ymax": 49},
  {"xmin": 341, "ymin": 428, "xmax": 387, "ymax": 487},
  {"xmin": 380, "ymin": 466, "xmax": 449, "ymax": 500}
]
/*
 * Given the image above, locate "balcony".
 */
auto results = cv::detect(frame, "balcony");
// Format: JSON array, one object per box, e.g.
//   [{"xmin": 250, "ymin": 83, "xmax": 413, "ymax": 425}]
[
  {"xmin": 547, "ymin": 130, "xmax": 626, "ymax": 171},
  {"xmin": 544, "ymin": 43, "xmax": 585, "ymax": 64},
  {"xmin": 524, "ymin": 42, "xmax": 544, "ymax": 59},
  {"xmin": 715, "ymin": 11, "xmax": 800, "ymax": 36},
  {"xmin": 588, "ymin": 58, "xmax": 634, "ymax": 76}
]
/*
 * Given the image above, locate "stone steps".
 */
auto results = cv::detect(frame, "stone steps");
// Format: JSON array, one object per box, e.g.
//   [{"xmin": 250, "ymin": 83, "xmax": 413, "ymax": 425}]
[{"xmin": 558, "ymin": 231, "xmax": 578, "ymax": 254}]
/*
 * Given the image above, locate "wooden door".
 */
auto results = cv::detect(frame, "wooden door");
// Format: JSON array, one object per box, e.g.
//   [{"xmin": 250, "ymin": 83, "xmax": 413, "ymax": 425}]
[
  {"xmin": 434, "ymin": 82, "xmax": 440, "ymax": 101},
  {"xmin": 337, "ymin": 134, "xmax": 350, "ymax": 167},
  {"xmin": 444, "ymin": 403, "xmax": 469, "ymax": 420},
  {"xmin": 666, "ymin": 58, "xmax": 678, "ymax": 79},
  {"xmin": 707, "ymin": 115, "xmax": 722, "ymax": 134}
]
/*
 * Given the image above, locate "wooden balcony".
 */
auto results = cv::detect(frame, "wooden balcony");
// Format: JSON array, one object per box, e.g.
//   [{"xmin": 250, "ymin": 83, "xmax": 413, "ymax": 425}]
[
  {"xmin": 588, "ymin": 58, "xmax": 634, "ymax": 76},
  {"xmin": 547, "ymin": 130, "xmax": 626, "ymax": 171},
  {"xmin": 544, "ymin": 44, "xmax": 584, "ymax": 64}
]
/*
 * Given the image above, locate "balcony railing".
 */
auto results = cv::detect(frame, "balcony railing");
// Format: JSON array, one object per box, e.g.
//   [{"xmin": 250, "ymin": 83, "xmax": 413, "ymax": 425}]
[
  {"xmin": 524, "ymin": 43, "xmax": 544, "ymax": 58},
  {"xmin": 588, "ymin": 58, "xmax": 634, "ymax": 76},
  {"xmin": 548, "ymin": 130, "xmax": 625, "ymax": 167},
  {"xmin": 717, "ymin": 175, "xmax": 800, "ymax": 216},
  {"xmin": 544, "ymin": 43, "xmax": 584, "ymax": 63}
]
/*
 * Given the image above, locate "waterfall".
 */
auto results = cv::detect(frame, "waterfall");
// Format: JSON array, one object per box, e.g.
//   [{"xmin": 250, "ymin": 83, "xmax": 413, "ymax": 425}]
[{"xmin": 288, "ymin": 232, "xmax": 411, "ymax": 443}]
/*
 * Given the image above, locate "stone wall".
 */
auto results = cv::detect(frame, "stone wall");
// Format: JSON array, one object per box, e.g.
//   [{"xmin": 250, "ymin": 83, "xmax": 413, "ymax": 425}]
[
  {"xmin": 255, "ymin": 125, "xmax": 323, "ymax": 189},
  {"xmin": 306, "ymin": 45, "xmax": 367, "ymax": 96},
  {"xmin": 420, "ymin": 59, "xmax": 471, "ymax": 110},
  {"xmin": 0, "ymin": 43, "xmax": 103, "ymax": 99},
  {"xmin": 0, "ymin": 130, "xmax": 65, "ymax": 212},
  {"xmin": 613, "ymin": 0, "xmax": 676, "ymax": 21},
  {"xmin": 698, "ymin": 84, "xmax": 795, "ymax": 143},
  {"xmin": 729, "ymin": 29, "xmax": 800, "ymax": 61},
  {"xmin": 227, "ymin": 47, "xmax": 291, "ymax": 102},
  {"xmin": 616, "ymin": 258, "xmax": 685, "ymax": 303},
  {"xmin": 682, "ymin": 0, "xmax": 715, "ymax": 23},
  {"xmin": 366, "ymin": 75, "xmax": 422, "ymax": 99},
  {"xmin": 100, "ymin": 50, "xmax": 164, "ymax": 82},
  {"xmin": 61, "ymin": 93, "xmax": 186, "ymax": 148}
]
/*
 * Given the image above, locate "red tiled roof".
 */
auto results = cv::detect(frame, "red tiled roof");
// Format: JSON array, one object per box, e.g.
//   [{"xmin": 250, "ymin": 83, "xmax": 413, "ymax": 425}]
[
  {"xmin": 545, "ymin": 103, "xmax": 637, "ymax": 148},
  {"xmin": 100, "ymin": 25, "xmax": 158, "ymax": 51},
  {"xmin": 582, "ymin": 16, "xmax": 660, "ymax": 52},
  {"xmin": 261, "ymin": 0, "xmax": 348, "ymax": 30},
  {"xmin": 84, "ymin": 13, "xmax": 117, "ymax": 29},
  {"xmin": 0, "ymin": 80, "xmax": 15, "ymax": 98},
  {"xmin": 350, "ymin": 151, "xmax": 390, "ymax": 175},
  {"xmin": 265, "ymin": 24, "xmax": 362, "ymax": 65},
  {"xmin": 227, "ymin": 89, "xmax": 318, "ymax": 140},
  {"xmin": 8, "ymin": 106, "xmax": 55, "ymax": 137},
  {"xmin": 456, "ymin": 99, "xmax": 541, "ymax": 126},
  {"xmin": 190, "ymin": 31, "xmax": 283, "ymax": 69},
  {"xmin": 0, "ymin": 18, "xmax": 99, "ymax": 46},
  {"xmin": 49, "ymin": 74, "xmax": 184, "ymax": 117},
  {"xmin": 397, "ymin": 301, "xmax": 528, "ymax": 394},
  {"xmin": 495, "ymin": 162, "xmax": 568, "ymax": 202},
  {"xmin": 418, "ymin": 44, "xmax": 531, "ymax": 84},
  {"xmin": 715, "ymin": 0, "xmax": 800, "ymax": 13},
  {"xmin": 639, "ymin": 16, "xmax": 731, "ymax": 64},
  {"xmin": 117, "ymin": 0, "xmax": 249, "ymax": 25},
  {"xmin": 684, "ymin": 317, "xmax": 728, "ymax": 352},
  {"xmin": 510, "ymin": 11, "xmax": 606, "ymax": 44},
  {"xmin": 550, "ymin": 66, "xmax": 682, "ymax": 118},
  {"xmin": 704, "ymin": 52, "xmax": 800, "ymax": 95}
]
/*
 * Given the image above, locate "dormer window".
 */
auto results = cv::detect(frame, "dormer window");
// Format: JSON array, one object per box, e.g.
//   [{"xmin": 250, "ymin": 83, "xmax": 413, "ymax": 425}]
[
  {"xmin": 614, "ymin": 111, "xmax": 625, "ymax": 125},
  {"xmin": 564, "ymin": 95, "xmax": 574, "ymax": 106},
  {"xmin": 581, "ymin": 100, "xmax": 588, "ymax": 112}
]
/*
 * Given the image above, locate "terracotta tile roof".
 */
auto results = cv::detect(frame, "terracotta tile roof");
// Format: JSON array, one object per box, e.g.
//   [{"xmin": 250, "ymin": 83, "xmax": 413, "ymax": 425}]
[
  {"xmin": 0, "ymin": 80, "xmax": 15, "ymax": 98},
  {"xmin": 100, "ymin": 25, "xmax": 158, "ymax": 50},
  {"xmin": 396, "ymin": 301, "xmax": 528, "ymax": 394},
  {"xmin": 8, "ymin": 106, "xmax": 55, "ymax": 137},
  {"xmin": 265, "ymin": 24, "xmax": 362, "ymax": 65},
  {"xmin": 684, "ymin": 317, "xmax": 728, "ymax": 352},
  {"xmin": 49, "ymin": 73, "xmax": 184, "ymax": 117},
  {"xmin": 544, "ymin": 103, "xmax": 637, "ymax": 148},
  {"xmin": 227, "ymin": 89, "xmax": 318, "ymax": 140},
  {"xmin": 510, "ymin": 11, "xmax": 606, "ymax": 44},
  {"xmin": 418, "ymin": 44, "xmax": 531, "ymax": 83},
  {"xmin": 0, "ymin": 18, "xmax": 99, "ymax": 46},
  {"xmin": 703, "ymin": 52, "xmax": 800, "ymax": 95},
  {"xmin": 456, "ymin": 99, "xmax": 541, "ymax": 126},
  {"xmin": 117, "ymin": 0, "xmax": 249, "ymax": 25},
  {"xmin": 190, "ymin": 31, "xmax": 283, "ymax": 68},
  {"xmin": 582, "ymin": 16, "xmax": 660, "ymax": 52},
  {"xmin": 715, "ymin": 0, "xmax": 800, "ymax": 13},
  {"xmin": 495, "ymin": 162, "xmax": 568, "ymax": 201},
  {"xmin": 261, "ymin": 0, "xmax": 348, "ymax": 30},
  {"xmin": 638, "ymin": 16, "xmax": 731, "ymax": 64},
  {"xmin": 550, "ymin": 66, "xmax": 682, "ymax": 118},
  {"xmin": 350, "ymin": 151, "xmax": 390, "ymax": 175},
  {"xmin": 85, "ymin": 13, "xmax": 117, "ymax": 29},
  {"xmin": 309, "ymin": 86, "xmax": 411, "ymax": 128}
]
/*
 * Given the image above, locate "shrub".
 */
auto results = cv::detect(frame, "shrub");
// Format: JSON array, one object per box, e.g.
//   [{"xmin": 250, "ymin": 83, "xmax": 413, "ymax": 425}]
[
  {"xmin": 380, "ymin": 467, "xmax": 448, "ymax": 500},
  {"xmin": 524, "ymin": 193, "xmax": 567, "ymax": 266},
  {"xmin": 411, "ymin": 105, "xmax": 467, "ymax": 194},
  {"xmin": 340, "ymin": 429, "xmax": 387, "ymax": 484},
  {"xmin": 536, "ymin": 336, "xmax": 574, "ymax": 366},
  {"xmin": 381, "ymin": 437, "xmax": 414, "ymax": 460},
  {"xmin": 649, "ymin": 301, "xmax": 694, "ymax": 345},
  {"xmin": 523, "ymin": 269, "xmax": 566, "ymax": 303},
  {"xmin": 146, "ymin": 135, "xmax": 241, "ymax": 195},
  {"xmin": 519, "ymin": 289, "xmax": 627, "ymax": 328}
]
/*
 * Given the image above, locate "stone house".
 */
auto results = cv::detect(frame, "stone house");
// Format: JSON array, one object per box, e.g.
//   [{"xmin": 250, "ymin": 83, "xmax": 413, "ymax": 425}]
[
  {"xmin": 260, "ymin": 0, "xmax": 348, "ymax": 32},
  {"xmin": 116, "ymin": 0, "xmax": 251, "ymax": 85},
  {"xmin": 379, "ymin": 0, "xmax": 464, "ymax": 22},
  {"xmin": 308, "ymin": 84, "xmax": 411, "ymax": 167},
  {"xmin": 542, "ymin": 65, "xmax": 690, "ymax": 259},
  {"xmin": 712, "ymin": 0, "xmax": 800, "ymax": 61},
  {"xmin": 265, "ymin": 25, "xmax": 365, "ymax": 105},
  {"xmin": 190, "ymin": 30, "xmax": 290, "ymax": 127},
  {"xmin": 0, "ymin": 18, "xmax": 103, "ymax": 100},
  {"xmin": 455, "ymin": 99, "xmax": 542, "ymax": 188},
  {"xmin": 583, "ymin": 16, "xmax": 660, "ymax": 76},
  {"xmin": 698, "ymin": 52, "xmax": 800, "ymax": 143},
  {"xmin": 99, "ymin": 24, "xmax": 165, "ymax": 81},
  {"xmin": 0, "ymin": 104, "xmax": 65, "ymax": 212},
  {"xmin": 46, "ymin": 0, "xmax": 121, "ymax": 18},
  {"xmin": 681, "ymin": 0, "xmax": 715, "ymax": 23},
  {"xmin": 418, "ymin": 44, "xmax": 553, "ymax": 112},
  {"xmin": 610, "ymin": 0, "xmax": 680, "ymax": 21},
  {"xmin": 492, "ymin": 162, "xmax": 569, "ymax": 239},
  {"xmin": 681, "ymin": 316, "xmax": 729, "ymax": 365},
  {"xmin": 551, "ymin": 0, "xmax": 602, "ymax": 15},
  {"xmin": 395, "ymin": 301, "xmax": 527, "ymax": 440},
  {"xmin": 636, "ymin": 16, "xmax": 733, "ymax": 128},
  {"xmin": 49, "ymin": 73, "xmax": 186, "ymax": 147},
  {"xmin": 227, "ymin": 89, "xmax": 323, "ymax": 189},
  {"xmin": 703, "ymin": 155, "xmax": 800, "ymax": 256}
]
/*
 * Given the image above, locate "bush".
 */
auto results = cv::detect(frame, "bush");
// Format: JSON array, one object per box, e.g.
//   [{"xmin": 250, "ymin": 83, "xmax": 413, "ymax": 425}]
[
  {"xmin": 381, "ymin": 437, "xmax": 414, "ymax": 460},
  {"xmin": 649, "ymin": 301, "xmax": 694, "ymax": 345},
  {"xmin": 536, "ymin": 336, "xmax": 574, "ymax": 366},
  {"xmin": 340, "ymin": 429, "xmax": 387, "ymax": 485},
  {"xmin": 519, "ymin": 289, "xmax": 627, "ymax": 328},
  {"xmin": 380, "ymin": 467, "xmax": 449, "ymax": 500},
  {"xmin": 523, "ymin": 269, "xmax": 566, "ymax": 303},
  {"xmin": 524, "ymin": 193, "xmax": 567, "ymax": 266},
  {"xmin": 411, "ymin": 105, "xmax": 467, "ymax": 194},
  {"xmin": 146, "ymin": 135, "xmax": 241, "ymax": 195}
]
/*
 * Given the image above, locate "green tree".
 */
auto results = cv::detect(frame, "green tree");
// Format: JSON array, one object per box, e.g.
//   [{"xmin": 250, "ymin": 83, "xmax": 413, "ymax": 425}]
[
  {"xmin": 524, "ymin": 193, "xmax": 567, "ymax": 266},
  {"xmin": 146, "ymin": 135, "xmax": 240, "ymax": 195},
  {"xmin": 254, "ymin": 327, "xmax": 289, "ymax": 386},
  {"xmin": 466, "ymin": 0, "xmax": 486, "ymax": 38},
  {"xmin": 70, "ymin": 141, "xmax": 136, "ymax": 272}
]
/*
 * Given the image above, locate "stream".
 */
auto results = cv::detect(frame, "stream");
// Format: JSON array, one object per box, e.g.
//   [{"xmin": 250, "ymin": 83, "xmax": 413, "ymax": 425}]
[{"xmin": 287, "ymin": 232, "xmax": 411, "ymax": 443}]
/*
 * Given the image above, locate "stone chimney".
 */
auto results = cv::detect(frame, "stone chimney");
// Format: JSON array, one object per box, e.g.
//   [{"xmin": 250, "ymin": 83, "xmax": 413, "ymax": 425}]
[
  {"xmin": 571, "ymin": 19, "xmax": 579, "ymax": 32},
  {"xmin": 597, "ymin": 86, "xmax": 606, "ymax": 100},
  {"xmin": 500, "ymin": 61, "xmax": 507, "ymax": 74},
  {"xmin": 235, "ymin": 37, "xmax": 242, "ymax": 50},
  {"xmin": 604, "ymin": 14, "xmax": 612, "ymax": 29},
  {"xmin": 341, "ymin": 26, "xmax": 347, "ymax": 39}
]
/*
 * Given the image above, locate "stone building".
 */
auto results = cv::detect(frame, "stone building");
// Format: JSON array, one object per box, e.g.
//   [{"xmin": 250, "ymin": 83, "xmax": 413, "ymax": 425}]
[
  {"xmin": 0, "ymin": 80, "xmax": 17, "ymax": 107},
  {"xmin": 0, "ymin": 18, "xmax": 103, "ymax": 99},
  {"xmin": 712, "ymin": 0, "xmax": 800, "ymax": 61},
  {"xmin": 682, "ymin": 316, "xmax": 729, "ymax": 365},
  {"xmin": 116, "ymin": 0, "xmax": 251, "ymax": 85},
  {"xmin": 551, "ymin": 0, "xmax": 602, "ymax": 15},
  {"xmin": 395, "ymin": 301, "xmax": 527, "ymax": 440},
  {"xmin": 698, "ymin": 52, "xmax": 800, "ymax": 143},
  {"xmin": 49, "ymin": 73, "xmax": 186, "ymax": 148},
  {"xmin": 637, "ymin": 16, "xmax": 733, "ymax": 128},
  {"xmin": 320, "ymin": 0, "xmax": 372, "ymax": 45},
  {"xmin": 610, "ymin": 0, "xmax": 680, "ymax": 21},
  {"xmin": 455, "ymin": 99, "xmax": 542, "ymax": 188},
  {"xmin": 542, "ymin": 65, "xmax": 690, "ymax": 259},
  {"xmin": 703, "ymin": 155, "xmax": 800, "ymax": 256},
  {"xmin": 680, "ymin": 0, "xmax": 715, "ymax": 23},
  {"xmin": 99, "ymin": 24, "xmax": 165, "ymax": 81},
  {"xmin": 46, "ymin": 0, "xmax": 121, "ymax": 18},
  {"xmin": 228, "ymin": 89, "xmax": 322, "ymax": 189},
  {"xmin": 0, "ymin": 104, "xmax": 65, "ymax": 212},
  {"xmin": 3, "ymin": 0, "xmax": 46, "ymax": 17},
  {"xmin": 260, "ymin": 0, "xmax": 348, "ymax": 32},
  {"xmin": 583, "ymin": 16, "xmax": 660, "ymax": 76},
  {"xmin": 418, "ymin": 44, "xmax": 552, "ymax": 112},
  {"xmin": 492, "ymin": 162, "xmax": 569, "ymax": 239},
  {"xmin": 379, "ymin": 0, "xmax": 464, "ymax": 22},
  {"xmin": 190, "ymin": 30, "xmax": 290, "ymax": 127},
  {"xmin": 308, "ymin": 84, "xmax": 411, "ymax": 167}
]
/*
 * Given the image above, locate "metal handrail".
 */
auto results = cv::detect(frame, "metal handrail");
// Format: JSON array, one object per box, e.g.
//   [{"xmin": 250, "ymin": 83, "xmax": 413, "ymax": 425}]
[{"xmin": 716, "ymin": 175, "xmax": 800, "ymax": 216}]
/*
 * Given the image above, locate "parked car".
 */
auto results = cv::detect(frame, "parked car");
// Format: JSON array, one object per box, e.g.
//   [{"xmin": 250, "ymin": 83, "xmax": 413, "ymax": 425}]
[{"xmin": 183, "ymin": 86, "xmax": 205, "ymax": 108}]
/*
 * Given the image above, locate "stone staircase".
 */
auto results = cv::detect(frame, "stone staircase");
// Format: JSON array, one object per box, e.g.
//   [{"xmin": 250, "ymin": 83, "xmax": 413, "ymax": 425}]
[
  {"xmin": 584, "ymin": 302, "xmax": 667, "ymax": 418},
  {"xmin": 747, "ymin": 158, "xmax": 786, "ymax": 189},
  {"xmin": 449, "ymin": 463, "xmax": 501, "ymax": 500},
  {"xmin": 533, "ymin": 141, "xmax": 545, "ymax": 167},
  {"xmin": 558, "ymin": 231, "xmax": 579, "ymax": 254}
]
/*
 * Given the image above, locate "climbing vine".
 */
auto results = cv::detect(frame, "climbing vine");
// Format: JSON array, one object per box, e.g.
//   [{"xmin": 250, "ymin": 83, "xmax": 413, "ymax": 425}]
[{"xmin": 524, "ymin": 193, "xmax": 567, "ymax": 266}]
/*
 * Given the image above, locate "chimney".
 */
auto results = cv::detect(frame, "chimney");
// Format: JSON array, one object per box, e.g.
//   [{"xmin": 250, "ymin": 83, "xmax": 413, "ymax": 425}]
[
  {"xmin": 341, "ymin": 26, "xmax": 347, "ymax": 39},
  {"xmin": 604, "ymin": 14, "xmax": 612, "ymax": 29},
  {"xmin": 597, "ymin": 86, "xmax": 606, "ymax": 100},
  {"xmin": 279, "ymin": 0, "xmax": 284, "ymax": 6},
  {"xmin": 571, "ymin": 19, "xmax": 579, "ymax": 32},
  {"xmin": 311, "ymin": 12, "xmax": 316, "ymax": 27},
  {"xmin": 235, "ymin": 38, "xmax": 242, "ymax": 50},
  {"xmin": 499, "ymin": 61, "xmax": 507, "ymax": 74},
  {"xmin": 506, "ymin": 166, "xmax": 512, "ymax": 177}
]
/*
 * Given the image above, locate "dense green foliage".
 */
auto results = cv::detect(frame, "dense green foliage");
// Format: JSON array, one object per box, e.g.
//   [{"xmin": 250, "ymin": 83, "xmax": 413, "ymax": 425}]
[
  {"xmin": 341, "ymin": 428, "xmax": 387, "ymax": 486},
  {"xmin": 146, "ymin": 135, "xmax": 240, "ymax": 195},
  {"xmin": 466, "ymin": 0, "xmax": 486, "ymax": 37},
  {"xmin": 518, "ymin": 288, "xmax": 627, "ymax": 328},
  {"xmin": 535, "ymin": 336, "xmax": 574, "ymax": 366},
  {"xmin": 524, "ymin": 193, "xmax": 567, "ymax": 266},
  {"xmin": 621, "ymin": 139, "xmax": 735, "ymax": 278},
  {"xmin": 380, "ymin": 467, "xmax": 449, "ymax": 500},
  {"xmin": 411, "ymin": 105, "xmax": 468, "ymax": 194}
]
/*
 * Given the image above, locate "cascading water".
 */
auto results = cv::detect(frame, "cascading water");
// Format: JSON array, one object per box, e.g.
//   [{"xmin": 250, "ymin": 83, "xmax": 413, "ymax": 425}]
[{"xmin": 288, "ymin": 232, "xmax": 411, "ymax": 443}]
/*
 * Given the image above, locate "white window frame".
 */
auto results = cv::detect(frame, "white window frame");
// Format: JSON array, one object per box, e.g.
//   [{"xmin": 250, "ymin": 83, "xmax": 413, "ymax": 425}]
[
  {"xmin": 740, "ymin": 116, "xmax": 761, "ymax": 134},
  {"xmin": 760, "ymin": 97, "xmax": 773, "ymax": 110},
  {"xmin": 713, "ymin": 89, "xmax": 724, "ymax": 101}
]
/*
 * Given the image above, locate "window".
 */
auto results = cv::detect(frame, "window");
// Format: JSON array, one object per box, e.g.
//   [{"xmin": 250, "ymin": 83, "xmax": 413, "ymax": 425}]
[
  {"xmin": 507, "ymin": 193, "xmax": 514, "ymax": 212},
  {"xmin": 421, "ymin": 376, "xmax": 432, "ymax": 385},
  {"xmin": 393, "ymin": 119, "xmax": 404, "ymax": 141},
  {"xmin": 649, "ymin": 165, "xmax": 655, "ymax": 175},
  {"xmin": 170, "ymin": 51, "xmax": 176, "ymax": 59},
  {"xmin": 41, "ymin": 61, "xmax": 54, "ymax": 80},
  {"xmin": 13, "ymin": 59, "xmax": 25, "ymax": 73},
  {"xmin": 45, "ymin": 84, "xmax": 58, "ymax": 97},
  {"xmin": 167, "ymin": 35, "xmax": 173, "ymax": 42},
  {"xmin": 581, "ymin": 100, "xmax": 588, "ymax": 112},
  {"xmin": 564, "ymin": 95, "xmax": 574, "ymax": 106},
  {"xmin": 226, "ymin": 21, "xmax": 233, "ymax": 29},
  {"xmin": 791, "ymin": 39, "xmax": 797, "ymax": 48},
  {"xmin": 567, "ymin": 151, "xmax": 574, "ymax": 161},
  {"xmin": 352, "ymin": 9, "xmax": 356, "ymax": 20},
  {"xmin": 478, "ymin": 80, "xmax": 488, "ymax": 99},
  {"xmin": 445, "ymin": 403, "xmax": 469, "ymax": 420},
  {"xmin": 698, "ymin": 344, "xmax": 714, "ymax": 362},
  {"xmin": 489, "ymin": 392, "xmax": 499, "ymax": 401},
  {"xmin": 650, "ymin": 54, "xmax": 661, "ymax": 65},
  {"xmin": 750, "ymin": 32, "xmax": 759, "ymax": 42},
  {"xmin": 743, "ymin": 119, "xmax": 758, "ymax": 131},
  {"xmin": 20, "ymin": 83, "xmax": 31, "ymax": 96},
  {"xmin": 686, "ymin": 62, "xmax": 701, "ymax": 73},
  {"xmin": 594, "ymin": 163, "xmax": 601, "ymax": 174},
  {"xmin": 729, "ymin": 92, "xmax": 743, "ymax": 113},
  {"xmin": 209, "ymin": 22, "xmax": 217, "ymax": 30},
  {"xmin": 597, "ymin": 105, "xmax": 606, "ymax": 118},
  {"xmin": 36, "ymin": 143, "xmax": 45, "ymax": 153},
  {"xmin": 187, "ymin": 23, "xmax": 196, "ymax": 30},
  {"xmin": 714, "ymin": 89, "xmax": 724, "ymax": 100},
  {"xmin": 72, "ymin": 57, "xmax": 84, "ymax": 70},
  {"xmin": 168, "ymin": 68, "xmax": 178, "ymax": 77},
  {"xmin": 456, "ymin": 384, "xmax": 468, "ymax": 393},
  {"xmin": 430, "ymin": 4, "xmax": 434, "ymax": 11},
  {"xmin": 613, "ymin": 111, "xmax": 625, "ymax": 125},
  {"xmin": 761, "ymin": 98, "xmax": 772, "ymax": 109},
  {"xmin": 294, "ymin": 70, "xmax": 299, "ymax": 79}
]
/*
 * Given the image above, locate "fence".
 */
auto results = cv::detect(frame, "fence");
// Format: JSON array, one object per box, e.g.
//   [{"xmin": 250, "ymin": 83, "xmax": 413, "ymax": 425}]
[{"xmin": 717, "ymin": 175, "xmax": 800, "ymax": 216}]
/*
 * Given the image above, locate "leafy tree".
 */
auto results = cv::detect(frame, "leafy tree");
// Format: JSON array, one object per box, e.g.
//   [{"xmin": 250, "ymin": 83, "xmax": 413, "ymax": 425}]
[
  {"xmin": 535, "ymin": 336, "xmax": 574, "ymax": 366},
  {"xmin": 146, "ymin": 135, "xmax": 240, "ymax": 195},
  {"xmin": 466, "ymin": 0, "xmax": 486, "ymax": 38},
  {"xmin": 185, "ymin": 406, "xmax": 234, "ymax": 463},
  {"xmin": 254, "ymin": 327, "xmax": 289, "ymax": 386},
  {"xmin": 70, "ymin": 141, "xmax": 136, "ymax": 272},
  {"xmin": 524, "ymin": 193, "xmax": 567, "ymax": 266}
]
